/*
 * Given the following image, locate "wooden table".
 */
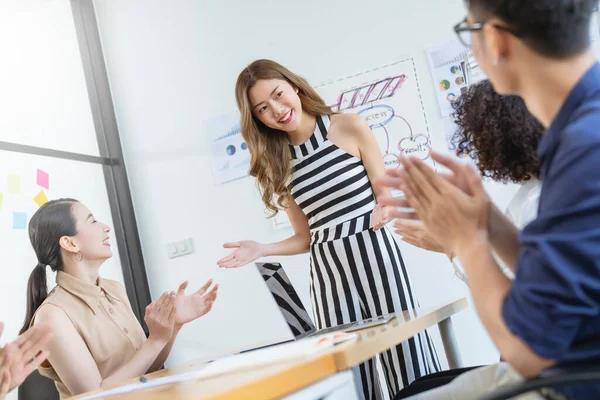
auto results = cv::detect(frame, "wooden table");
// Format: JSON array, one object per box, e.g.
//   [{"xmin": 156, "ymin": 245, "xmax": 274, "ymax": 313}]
[
  {"xmin": 72, "ymin": 297, "xmax": 468, "ymax": 400},
  {"xmin": 332, "ymin": 297, "xmax": 467, "ymax": 370}
]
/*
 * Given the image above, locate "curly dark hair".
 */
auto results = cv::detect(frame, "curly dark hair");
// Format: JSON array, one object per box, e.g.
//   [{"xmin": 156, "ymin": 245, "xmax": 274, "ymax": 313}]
[{"xmin": 450, "ymin": 80, "xmax": 544, "ymax": 183}]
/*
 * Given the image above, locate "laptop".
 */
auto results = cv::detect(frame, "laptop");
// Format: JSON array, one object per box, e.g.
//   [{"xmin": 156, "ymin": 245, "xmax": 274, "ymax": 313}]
[{"xmin": 255, "ymin": 262, "xmax": 395, "ymax": 341}]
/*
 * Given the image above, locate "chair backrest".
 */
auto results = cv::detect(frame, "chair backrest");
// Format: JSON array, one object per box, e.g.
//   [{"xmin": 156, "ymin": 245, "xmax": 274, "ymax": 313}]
[
  {"xmin": 480, "ymin": 366, "xmax": 600, "ymax": 400},
  {"xmin": 18, "ymin": 370, "xmax": 59, "ymax": 400}
]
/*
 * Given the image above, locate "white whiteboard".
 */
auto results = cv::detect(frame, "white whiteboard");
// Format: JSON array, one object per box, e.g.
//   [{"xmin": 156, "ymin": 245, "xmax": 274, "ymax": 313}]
[{"xmin": 316, "ymin": 58, "xmax": 435, "ymax": 171}]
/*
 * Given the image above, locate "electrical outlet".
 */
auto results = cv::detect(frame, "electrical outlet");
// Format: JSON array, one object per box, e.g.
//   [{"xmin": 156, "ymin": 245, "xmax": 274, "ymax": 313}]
[{"xmin": 166, "ymin": 238, "xmax": 194, "ymax": 259}]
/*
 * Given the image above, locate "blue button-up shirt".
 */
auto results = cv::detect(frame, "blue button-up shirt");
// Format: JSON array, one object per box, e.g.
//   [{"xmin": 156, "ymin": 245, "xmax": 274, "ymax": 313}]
[{"xmin": 502, "ymin": 63, "xmax": 600, "ymax": 399}]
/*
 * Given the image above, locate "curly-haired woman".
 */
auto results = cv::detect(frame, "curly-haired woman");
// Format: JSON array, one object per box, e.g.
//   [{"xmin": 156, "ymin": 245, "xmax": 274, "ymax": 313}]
[{"xmin": 393, "ymin": 80, "xmax": 544, "ymax": 280}]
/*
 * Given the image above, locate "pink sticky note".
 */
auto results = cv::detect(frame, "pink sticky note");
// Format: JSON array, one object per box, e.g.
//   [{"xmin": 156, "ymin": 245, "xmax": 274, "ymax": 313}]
[{"xmin": 37, "ymin": 169, "xmax": 49, "ymax": 190}]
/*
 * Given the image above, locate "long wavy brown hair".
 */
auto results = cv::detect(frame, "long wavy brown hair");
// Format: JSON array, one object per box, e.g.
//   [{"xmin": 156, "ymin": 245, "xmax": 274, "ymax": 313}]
[{"xmin": 235, "ymin": 59, "xmax": 333, "ymax": 216}]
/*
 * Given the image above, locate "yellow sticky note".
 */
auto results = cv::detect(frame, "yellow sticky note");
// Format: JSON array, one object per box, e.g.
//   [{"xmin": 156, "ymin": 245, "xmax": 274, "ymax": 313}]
[
  {"xmin": 7, "ymin": 174, "xmax": 21, "ymax": 194},
  {"xmin": 33, "ymin": 190, "xmax": 48, "ymax": 207}
]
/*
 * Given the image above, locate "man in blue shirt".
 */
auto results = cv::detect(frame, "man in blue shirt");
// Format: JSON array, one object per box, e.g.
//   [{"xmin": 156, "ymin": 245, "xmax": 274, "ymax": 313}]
[{"xmin": 377, "ymin": 0, "xmax": 600, "ymax": 399}]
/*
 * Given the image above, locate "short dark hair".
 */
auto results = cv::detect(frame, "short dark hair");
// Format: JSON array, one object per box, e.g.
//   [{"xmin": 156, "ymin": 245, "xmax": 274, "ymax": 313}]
[
  {"xmin": 467, "ymin": 0, "xmax": 598, "ymax": 58},
  {"xmin": 451, "ymin": 80, "xmax": 544, "ymax": 183}
]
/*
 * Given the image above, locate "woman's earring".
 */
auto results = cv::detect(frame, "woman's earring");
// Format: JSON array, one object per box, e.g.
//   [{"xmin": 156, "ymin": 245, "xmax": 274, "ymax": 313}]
[{"xmin": 75, "ymin": 251, "xmax": 83, "ymax": 262}]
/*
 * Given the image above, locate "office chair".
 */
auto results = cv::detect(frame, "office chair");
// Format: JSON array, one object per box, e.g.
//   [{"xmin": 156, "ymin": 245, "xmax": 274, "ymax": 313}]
[
  {"xmin": 18, "ymin": 370, "xmax": 59, "ymax": 400},
  {"xmin": 481, "ymin": 365, "xmax": 600, "ymax": 400}
]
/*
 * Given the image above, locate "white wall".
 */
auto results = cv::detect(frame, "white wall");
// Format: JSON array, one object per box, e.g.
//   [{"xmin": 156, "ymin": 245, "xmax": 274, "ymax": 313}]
[{"xmin": 93, "ymin": 0, "xmax": 519, "ymax": 369}]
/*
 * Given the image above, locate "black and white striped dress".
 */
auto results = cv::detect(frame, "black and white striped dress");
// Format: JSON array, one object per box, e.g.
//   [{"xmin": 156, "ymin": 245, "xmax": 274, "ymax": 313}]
[{"xmin": 289, "ymin": 115, "xmax": 440, "ymax": 400}]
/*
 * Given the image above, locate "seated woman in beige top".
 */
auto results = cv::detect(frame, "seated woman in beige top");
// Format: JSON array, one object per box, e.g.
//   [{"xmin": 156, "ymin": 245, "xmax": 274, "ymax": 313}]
[{"xmin": 19, "ymin": 198, "xmax": 219, "ymax": 398}]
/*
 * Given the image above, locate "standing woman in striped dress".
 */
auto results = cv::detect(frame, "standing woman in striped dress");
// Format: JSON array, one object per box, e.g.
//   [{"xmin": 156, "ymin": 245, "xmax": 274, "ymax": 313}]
[{"xmin": 218, "ymin": 59, "xmax": 440, "ymax": 400}]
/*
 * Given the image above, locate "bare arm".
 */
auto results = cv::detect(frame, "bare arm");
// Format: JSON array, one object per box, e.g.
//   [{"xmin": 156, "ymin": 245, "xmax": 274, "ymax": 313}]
[
  {"xmin": 353, "ymin": 117, "xmax": 392, "ymax": 202},
  {"xmin": 327, "ymin": 114, "xmax": 393, "ymax": 231},
  {"xmin": 34, "ymin": 306, "xmax": 167, "ymax": 395},
  {"xmin": 218, "ymin": 198, "xmax": 310, "ymax": 268},
  {"xmin": 458, "ymin": 234, "xmax": 555, "ymax": 377},
  {"xmin": 261, "ymin": 198, "xmax": 311, "ymax": 256},
  {"xmin": 329, "ymin": 114, "xmax": 391, "ymax": 201},
  {"xmin": 488, "ymin": 204, "xmax": 521, "ymax": 272},
  {"xmin": 147, "ymin": 325, "xmax": 181, "ymax": 373}
]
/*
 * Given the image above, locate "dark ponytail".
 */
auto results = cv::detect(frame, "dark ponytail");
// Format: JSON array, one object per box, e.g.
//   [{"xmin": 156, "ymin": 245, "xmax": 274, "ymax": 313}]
[
  {"xmin": 21, "ymin": 264, "xmax": 49, "ymax": 334},
  {"xmin": 20, "ymin": 198, "xmax": 79, "ymax": 334}
]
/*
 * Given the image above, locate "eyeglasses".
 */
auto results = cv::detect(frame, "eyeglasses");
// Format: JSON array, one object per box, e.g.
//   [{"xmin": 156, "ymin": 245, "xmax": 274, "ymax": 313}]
[
  {"xmin": 453, "ymin": 18, "xmax": 484, "ymax": 48},
  {"xmin": 453, "ymin": 17, "xmax": 518, "ymax": 48}
]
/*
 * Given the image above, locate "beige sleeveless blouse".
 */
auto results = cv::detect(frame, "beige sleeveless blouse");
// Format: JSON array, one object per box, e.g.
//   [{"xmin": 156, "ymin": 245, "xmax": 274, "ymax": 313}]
[{"xmin": 33, "ymin": 271, "xmax": 147, "ymax": 398}]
